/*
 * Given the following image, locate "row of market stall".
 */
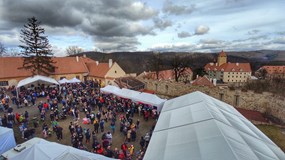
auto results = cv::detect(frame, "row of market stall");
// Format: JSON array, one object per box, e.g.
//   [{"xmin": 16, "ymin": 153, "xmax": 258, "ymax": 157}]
[{"xmin": 100, "ymin": 85, "xmax": 167, "ymax": 112}]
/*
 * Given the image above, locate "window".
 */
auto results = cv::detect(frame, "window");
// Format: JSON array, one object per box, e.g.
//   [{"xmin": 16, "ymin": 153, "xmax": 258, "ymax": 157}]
[
  {"xmin": 219, "ymin": 93, "xmax": 224, "ymax": 101},
  {"xmin": 0, "ymin": 81, "xmax": 8, "ymax": 86},
  {"xmin": 76, "ymin": 75, "xmax": 80, "ymax": 79},
  {"xmin": 234, "ymin": 95, "xmax": 240, "ymax": 106},
  {"xmin": 115, "ymin": 70, "xmax": 117, "ymax": 73}
]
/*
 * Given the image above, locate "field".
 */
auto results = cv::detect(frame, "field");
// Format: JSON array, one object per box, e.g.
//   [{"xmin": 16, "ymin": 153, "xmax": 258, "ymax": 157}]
[{"xmin": 257, "ymin": 125, "xmax": 285, "ymax": 151}]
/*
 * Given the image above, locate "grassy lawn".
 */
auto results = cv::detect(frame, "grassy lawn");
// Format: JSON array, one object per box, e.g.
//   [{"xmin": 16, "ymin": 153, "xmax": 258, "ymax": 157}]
[{"xmin": 257, "ymin": 125, "xmax": 285, "ymax": 152}]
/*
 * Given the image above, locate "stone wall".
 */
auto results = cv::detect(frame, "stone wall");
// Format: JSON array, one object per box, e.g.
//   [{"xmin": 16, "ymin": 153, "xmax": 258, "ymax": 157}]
[{"xmin": 138, "ymin": 77, "xmax": 285, "ymax": 122}]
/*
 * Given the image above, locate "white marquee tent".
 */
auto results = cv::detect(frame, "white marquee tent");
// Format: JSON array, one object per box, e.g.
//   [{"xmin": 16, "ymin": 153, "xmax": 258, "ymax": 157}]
[
  {"xmin": 69, "ymin": 77, "xmax": 81, "ymax": 83},
  {"xmin": 16, "ymin": 75, "xmax": 59, "ymax": 98},
  {"xmin": 58, "ymin": 78, "xmax": 70, "ymax": 84},
  {"xmin": 17, "ymin": 75, "xmax": 59, "ymax": 88},
  {"xmin": 100, "ymin": 85, "xmax": 167, "ymax": 111},
  {"xmin": 1, "ymin": 137, "xmax": 115, "ymax": 160},
  {"xmin": 132, "ymin": 92, "xmax": 166, "ymax": 111},
  {"xmin": 115, "ymin": 88, "xmax": 141, "ymax": 99},
  {"xmin": 100, "ymin": 85, "xmax": 121, "ymax": 95},
  {"xmin": 0, "ymin": 127, "xmax": 16, "ymax": 155},
  {"xmin": 144, "ymin": 91, "xmax": 285, "ymax": 160}
]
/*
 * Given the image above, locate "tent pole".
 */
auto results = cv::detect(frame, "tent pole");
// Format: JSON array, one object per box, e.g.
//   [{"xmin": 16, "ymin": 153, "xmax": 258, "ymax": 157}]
[{"xmin": 16, "ymin": 87, "xmax": 19, "ymax": 99}]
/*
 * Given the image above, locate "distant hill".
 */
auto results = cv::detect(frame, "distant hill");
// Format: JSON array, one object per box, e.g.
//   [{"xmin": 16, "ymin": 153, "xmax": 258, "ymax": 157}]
[{"xmin": 74, "ymin": 50, "xmax": 285, "ymax": 74}]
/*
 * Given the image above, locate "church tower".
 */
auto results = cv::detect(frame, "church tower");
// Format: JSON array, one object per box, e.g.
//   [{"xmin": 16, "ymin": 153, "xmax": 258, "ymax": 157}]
[{"xmin": 217, "ymin": 50, "xmax": 227, "ymax": 66}]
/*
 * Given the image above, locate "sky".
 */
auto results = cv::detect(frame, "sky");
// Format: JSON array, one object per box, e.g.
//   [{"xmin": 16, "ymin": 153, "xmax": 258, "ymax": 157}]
[{"xmin": 0, "ymin": 0, "xmax": 285, "ymax": 56}]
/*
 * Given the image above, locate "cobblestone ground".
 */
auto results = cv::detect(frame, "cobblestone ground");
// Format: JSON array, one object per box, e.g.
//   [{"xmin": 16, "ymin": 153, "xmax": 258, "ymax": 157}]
[{"xmin": 6, "ymin": 96, "xmax": 156, "ymax": 159}]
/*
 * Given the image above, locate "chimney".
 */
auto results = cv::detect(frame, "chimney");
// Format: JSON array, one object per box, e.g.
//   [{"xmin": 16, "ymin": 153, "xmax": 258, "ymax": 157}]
[
  {"xmin": 196, "ymin": 75, "xmax": 199, "ymax": 79},
  {"xmin": 109, "ymin": 59, "xmax": 113, "ymax": 68},
  {"xmin": 76, "ymin": 56, "xmax": 79, "ymax": 62},
  {"xmin": 95, "ymin": 61, "xmax": 99, "ymax": 66},
  {"xmin": 215, "ymin": 63, "xmax": 218, "ymax": 66},
  {"xmin": 213, "ymin": 78, "xmax": 217, "ymax": 86},
  {"xmin": 83, "ymin": 54, "xmax": 86, "ymax": 58},
  {"xmin": 236, "ymin": 63, "xmax": 239, "ymax": 66}
]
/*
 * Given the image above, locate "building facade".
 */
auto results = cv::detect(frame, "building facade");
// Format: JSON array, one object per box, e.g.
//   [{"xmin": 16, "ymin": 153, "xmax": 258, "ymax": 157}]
[
  {"xmin": 0, "ymin": 57, "xmax": 126, "ymax": 88},
  {"xmin": 204, "ymin": 51, "xmax": 252, "ymax": 83},
  {"xmin": 256, "ymin": 66, "xmax": 285, "ymax": 79}
]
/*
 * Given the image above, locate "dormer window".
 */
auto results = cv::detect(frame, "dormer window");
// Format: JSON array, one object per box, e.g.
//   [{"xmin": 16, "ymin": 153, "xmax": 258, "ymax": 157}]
[
  {"xmin": 240, "ymin": 69, "xmax": 243, "ymax": 72},
  {"xmin": 232, "ymin": 68, "xmax": 235, "ymax": 72}
]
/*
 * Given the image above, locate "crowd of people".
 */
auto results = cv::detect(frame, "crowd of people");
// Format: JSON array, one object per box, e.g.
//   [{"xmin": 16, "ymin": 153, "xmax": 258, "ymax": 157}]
[{"xmin": 0, "ymin": 80, "xmax": 159, "ymax": 159}]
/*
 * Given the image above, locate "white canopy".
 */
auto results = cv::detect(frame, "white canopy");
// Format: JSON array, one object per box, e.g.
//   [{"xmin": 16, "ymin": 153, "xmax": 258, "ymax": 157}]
[
  {"xmin": 100, "ymin": 85, "xmax": 121, "ymax": 95},
  {"xmin": 2, "ymin": 137, "xmax": 114, "ymax": 160},
  {"xmin": 17, "ymin": 75, "xmax": 59, "ymax": 88},
  {"xmin": 0, "ymin": 126, "xmax": 16, "ymax": 155},
  {"xmin": 69, "ymin": 77, "xmax": 81, "ymax": 83},
  {"xmin": 115, "ymin": 88, "xmax": 141, "ymax": 99},
  {"xmin": 132, "ymin": 92, "xmax": 166, "ymax": 111},
  {"xmin": 58, "ymin": 78, "xmax": 70, "ymax": 84},
  {"xmin": 144, "ymin": 91, "xmax": 285, "ymax": 160}
]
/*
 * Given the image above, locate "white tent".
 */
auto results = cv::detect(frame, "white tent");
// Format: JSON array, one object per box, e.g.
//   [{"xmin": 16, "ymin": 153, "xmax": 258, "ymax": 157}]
[
  {"xmin": 144, "ymin": 91, "xmax": 285, "ymax": 160},
  {"xmin": 17, "ymin": 75, "xmax": 59, "ymax": 88},
  {"xmin": 115, "ymin": 88, "xmax": 141, "ymax": 99},
  {"xmin": 100, "ymin": 85, "xmax": 121, "ymax": 95},
  {"xmin": 132, "ymin": 92, "xmax": 166, "ymax": 111},
  {"xmin": 58, "ymin": 78, "xmax": 70, "ymax": 84},
  {"xmin": 0, "ymin": 126, "xmax": 16, "ymax": 155},
  {"xmin": 2, "ymin": 137, "xmax": 114, "ymax": 160},
  {"xmin": 69, "ymin": 77, "xmax": 81, "ymax": 83}
]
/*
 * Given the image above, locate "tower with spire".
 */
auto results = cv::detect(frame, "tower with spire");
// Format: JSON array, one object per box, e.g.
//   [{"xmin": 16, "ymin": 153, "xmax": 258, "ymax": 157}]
[{"xmin": 217, "ymin": 50, "xmax": 227, "ymax": 66}]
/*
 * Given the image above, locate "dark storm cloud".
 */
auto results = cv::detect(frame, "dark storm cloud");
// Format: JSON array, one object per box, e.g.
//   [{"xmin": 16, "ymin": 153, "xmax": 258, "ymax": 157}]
[
  {"xmin": 163, "ymin": 0, "xmax": 195, "ymax": 15},
  {"xmin": 94, "ymin": 36, "xmax": 140, "ymax": 51},
  {"xmin": 0, "ymin": 0, "xmax": 158, "ymax": 51},
  {"xmin": 0, "ymin": 0, "xmax": 82, "ymax": 27},
  {"xmin": 153, "ymin": 17, "xmax": 172, "ymax": 31},
  {"xmin": 177, "ymin": 31, "xmax": 191, "ymax": 38}
]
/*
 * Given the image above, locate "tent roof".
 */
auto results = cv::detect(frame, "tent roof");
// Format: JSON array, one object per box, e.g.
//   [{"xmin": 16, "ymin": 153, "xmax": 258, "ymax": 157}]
[
  {"xmin": 58, "ymin": 78, "xmax": 70, "ymax": 84},
  {"xmin": 69, "ymin": 77, "xmax": 81, "ymax": 83},
  {"xmin": 144, "ymin": 91, "xmax": 285, "ymax": 160},
  {"xmin": 17, "ymin": 75, "xmax": 59, "ymax": 88},
  {"xmin": 0, "ymin": 126, "xmax": 16, "ymax": 155},
  {"xmin": 100, "ymin": 85, "xmax": 121, "ymax": 94},
  {"xmin": 2, "ymin": 138, "xmax": 114, "ymax": 160},
  {"xmin": 115, "ymin": 88, "xmax": 141, "ymax": 99},
  {"xmin": 132, "ymin": 92, "xmax": 166, "ymax": 109}
]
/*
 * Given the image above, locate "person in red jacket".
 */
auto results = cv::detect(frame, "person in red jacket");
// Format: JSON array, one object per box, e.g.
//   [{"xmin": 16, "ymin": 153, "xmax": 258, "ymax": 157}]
[
  {"xmin": 121, "ymin": 142, "xmax": 128, "ymax": 156},
  {"xmin": 118, "ymin": 150, "xmax": 125, "ymax": 159}
]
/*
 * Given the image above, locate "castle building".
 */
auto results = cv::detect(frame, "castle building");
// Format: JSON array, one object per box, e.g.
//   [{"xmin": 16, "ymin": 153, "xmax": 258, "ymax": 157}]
[{"xmin": 204, "ymin": 51, "xmax": 252, "ymax": 83}]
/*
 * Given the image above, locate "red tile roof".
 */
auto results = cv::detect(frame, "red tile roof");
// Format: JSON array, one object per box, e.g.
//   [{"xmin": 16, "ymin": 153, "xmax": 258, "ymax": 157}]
[
  {"xmin": 0, "ymin": 57, "xmax": 90, "ymax": 79},
  {"xmin": 86, "ymin": 62, "xmax": 111, "ymax": 78},
  {"xmin": 204, "ymin": 62, "xmax": 251, "ymax": 72},
  {"xmin": 192, "ymin": 76, "xmax": 214, "ymax": 87},
  {"xmin": 261, "ymin": 66, "xmax": 285, "ymax": 74},
  {"xmin": 143, "ymin": 68, "xmax": 192, "ymax": 80},
  {"xmin": 236, "ymin": 108, "xmax": 268, "ymax": 123}
]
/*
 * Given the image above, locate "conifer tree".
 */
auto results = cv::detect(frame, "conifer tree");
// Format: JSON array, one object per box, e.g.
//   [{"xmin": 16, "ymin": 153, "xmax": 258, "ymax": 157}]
[{"xmin": 19, "ymin": 17, "xmax": 55, "ymax": 75}]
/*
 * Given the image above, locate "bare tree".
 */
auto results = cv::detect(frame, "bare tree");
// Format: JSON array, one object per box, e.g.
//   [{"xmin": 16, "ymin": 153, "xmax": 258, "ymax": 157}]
[
  {"xmin": 171, "ymin": 54, "xmax": 191, "ymax": 82},
  {"xmin": 0, "ymin": 42, "xmax": 6, "ymax": 56},
  {"xmin": 147, "ymin": 51, "xmax": 163, "ymax": 79},
  {"xmin": 66, "ymin": 46, "xmax": 84, "ymax": 56}
]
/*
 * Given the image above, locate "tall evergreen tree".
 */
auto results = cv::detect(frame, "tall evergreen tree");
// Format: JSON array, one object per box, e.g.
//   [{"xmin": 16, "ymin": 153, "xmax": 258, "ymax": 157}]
[{"xmin": 19, "ymin": 17, "xmax": 55, "ymax": 75}]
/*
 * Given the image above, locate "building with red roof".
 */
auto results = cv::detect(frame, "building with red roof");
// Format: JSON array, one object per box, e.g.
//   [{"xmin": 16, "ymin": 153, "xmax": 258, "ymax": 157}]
[
  {"xmin": 204, "ymin": 51, "xmax": 252, "ymax": 83},
  {"xmin": 0, "ymin": 57, "xmax": 126, "ymax": 87},
  {"xmin": 138, "ymin": 68, "xmax": 193, "ymax": 82},
  {"xmin": 256, "ymin": 65, "xmax": 285, "ymax": 79}
]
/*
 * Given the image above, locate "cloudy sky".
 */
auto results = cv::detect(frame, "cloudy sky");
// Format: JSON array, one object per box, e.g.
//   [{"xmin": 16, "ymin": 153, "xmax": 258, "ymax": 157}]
[{"xmin": 0, "ymin": 0, "xmax": 285, "ymax": 56}]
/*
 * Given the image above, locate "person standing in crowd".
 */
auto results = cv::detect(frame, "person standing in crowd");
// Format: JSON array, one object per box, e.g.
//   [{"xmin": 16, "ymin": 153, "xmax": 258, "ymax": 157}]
[
  {"xmin": 99, "ymin": 119, "xmax": 104, "ymax": 132},
  {"xmin": 94, "ymin": 119, "xmax": 99, "ymax": 133}
]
